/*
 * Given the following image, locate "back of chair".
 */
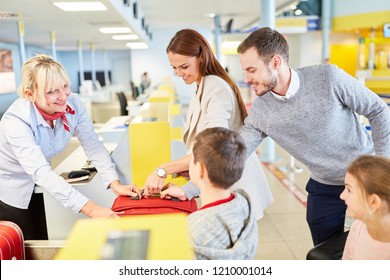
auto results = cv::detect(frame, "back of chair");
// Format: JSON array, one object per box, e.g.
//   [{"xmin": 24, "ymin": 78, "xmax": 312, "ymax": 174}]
[
  {"xmin": 306, "ymin": 230, "xmax": 349, "ymax": 260},
  {"xmin": 130, "ymin": 81, "xmax": 140, "ymax": 99},
  {"xmin": 116, "ymin": 92, "xmax": 128, "ymax": 116}
]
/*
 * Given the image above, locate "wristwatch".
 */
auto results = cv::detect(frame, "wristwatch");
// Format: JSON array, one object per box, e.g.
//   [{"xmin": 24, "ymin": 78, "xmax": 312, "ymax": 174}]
[{"xmin": 156, "ymin": 167, "xmax": 167, "ymax": 178}]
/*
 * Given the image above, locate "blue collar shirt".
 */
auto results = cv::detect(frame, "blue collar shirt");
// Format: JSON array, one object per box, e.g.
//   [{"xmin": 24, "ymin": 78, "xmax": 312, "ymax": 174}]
[{"xmin": 0, "ymin": 93, "xmax": 118, "ymax": 212}]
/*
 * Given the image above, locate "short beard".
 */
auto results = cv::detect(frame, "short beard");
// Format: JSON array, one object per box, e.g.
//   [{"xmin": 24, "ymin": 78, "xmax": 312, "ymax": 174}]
[{"xmin": 256, "ymin": 75, "xmax": 277, "ymax": 96}]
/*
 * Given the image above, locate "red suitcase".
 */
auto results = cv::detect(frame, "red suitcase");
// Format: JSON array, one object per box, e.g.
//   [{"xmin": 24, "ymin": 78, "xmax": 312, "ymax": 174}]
[
  {"xmin": 112, "ymin": 195, "xmax": 198, "ymax": 216},
  {"xmin": 0, "ymin": 221, "xmax": 25, "ymax": 260}
]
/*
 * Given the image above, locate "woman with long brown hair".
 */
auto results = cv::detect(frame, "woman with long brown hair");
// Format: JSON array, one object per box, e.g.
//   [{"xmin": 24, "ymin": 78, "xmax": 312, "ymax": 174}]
[{"xmin": 143, "ymin": 29, "xmax": 272, "ymax": 220}]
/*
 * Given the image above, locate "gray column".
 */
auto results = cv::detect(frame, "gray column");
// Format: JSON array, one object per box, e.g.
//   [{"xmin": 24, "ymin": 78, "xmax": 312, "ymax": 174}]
[
  {"xmin": 129, "ymin": 49, "xmax": 133, "ymax": 84},
  {"xmin": 18, "ymin": 21, "xmax": 26, "ymax": 63},
  {"xmin": 91, "ymin": 43, "xmax": 97, "ymax": 88},
  {"xmin": 104, "ymin": 49, "xmax": 110, "ymax": 86},
  {"xmin": 259, "ymin": 0, "xmax": 277, "ymax": 162},
  {"xmin": 78, "ymin": 40, "xmax": 84, "ymax": 87},
  {"xmin": 261, "ymin": 0, "xmax": 275, "ymax": 28},
  {"xmin": 214, "ymin": 15, "xmax": 222, "ymax": 62},
  {"xmin": 50, "ymin": 31, "xmax": 57, "ymax": 60}
]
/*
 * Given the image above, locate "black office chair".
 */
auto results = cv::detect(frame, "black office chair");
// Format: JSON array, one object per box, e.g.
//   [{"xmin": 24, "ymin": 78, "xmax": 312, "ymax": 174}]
[
  {"xmin": 130, "ymin": 81, "xmax": 140, "ymax": 100},
  {"xmin": 116, "ymin": 92, "xmax": 128, "ymax": 116}
]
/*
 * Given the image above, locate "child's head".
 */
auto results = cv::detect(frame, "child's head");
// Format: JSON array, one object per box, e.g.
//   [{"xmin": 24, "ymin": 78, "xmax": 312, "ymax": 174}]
[
  {"xmin": 190, "ymin": 127, "xmax": 247, "ymax": 189},
  {"xmin": 340, "ymin": 155, "xmax": 390, "ymax": 220}
]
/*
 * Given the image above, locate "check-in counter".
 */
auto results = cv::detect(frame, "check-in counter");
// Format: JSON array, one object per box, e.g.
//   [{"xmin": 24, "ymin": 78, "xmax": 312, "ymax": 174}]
[
  {"xmin": 148, "ymin": 89, "xmax": 171, "ymax": 103},
  {"xmin": 38, "ymin": 116, "xmax": 131, "ymax": 240},
  {"xmin": 148, "ymin": 88, "xmax": 184, "ymax": 140},
  {"xmin": 129, "ymin": 101, "xmax": 187, "ymax": 188},
  {"xmin": 357, "ymin": 69, "xmax": 390, "ymax": 96},
  {"xmin": 365, "ymin": 78, "xmax": 390, "ymax": 95},
  {"xmin": 149, "ymin": 89, "xmax": 181, "ymax": 116},
  {"xmin": 55, "ymin": 213, "xmax": 194, "ymax": 260},
  {"xmin": 129, "ymin": 102, "xmax": 172, "ymax": 187}
]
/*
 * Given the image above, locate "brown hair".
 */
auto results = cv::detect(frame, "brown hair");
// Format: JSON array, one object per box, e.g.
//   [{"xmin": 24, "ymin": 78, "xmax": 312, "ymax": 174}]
[
  {"xmin": 237, "ymin": 27, "xmax": 289, "ymax": 64},
  {"xmin": 347, "ymin": 155, "xmax": 390, "ymax": 207},
  {"xmin": 167, "ymin": 28, "xmax": 247, "ymax": 121},
  {"xmin": 192, "ymin": 127, "xmax": 246, "ymax": 189}
]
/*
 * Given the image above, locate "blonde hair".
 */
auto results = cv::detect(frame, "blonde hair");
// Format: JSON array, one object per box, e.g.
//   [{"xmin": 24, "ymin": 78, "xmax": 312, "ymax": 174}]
[{"xmin": 18, "ymin": 54, "xmax": 70, "ymax": 98}]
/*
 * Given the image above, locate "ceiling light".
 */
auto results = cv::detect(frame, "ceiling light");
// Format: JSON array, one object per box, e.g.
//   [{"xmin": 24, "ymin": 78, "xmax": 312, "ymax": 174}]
[
  {"xmin": 99, "ymin": 27, "xmax": 132, "ymax": 34},
  {"xmin": 294, "ymin": 9, "xmax": 303, "ymax": 16},
  {"xmin": 53, "ymin": 2, "xmax": 107, "ymax": 12},
  {"xmin": 0, "ymin": 11, "xmax": 19, "ymax": 18},
  {"xmin": 113, "ymin": 34, "xmax": 139, "ymax": 40},
  {"xmin": 204, "ymin": 13, "xmax": 216, "ymax": 18},
  {"xmin": 126, "ymin": 42, "xmax": 148, "ymax": 49}
]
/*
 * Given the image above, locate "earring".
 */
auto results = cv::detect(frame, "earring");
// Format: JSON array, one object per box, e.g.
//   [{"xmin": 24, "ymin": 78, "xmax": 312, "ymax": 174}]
[{"xmin": 372, "ymin": 208, "xmax": 376, "ymax": 214}]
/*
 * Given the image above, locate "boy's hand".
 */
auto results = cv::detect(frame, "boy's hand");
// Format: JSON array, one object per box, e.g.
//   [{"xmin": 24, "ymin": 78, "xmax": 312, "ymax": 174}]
[{"xmin": 160, "ymin": 184, "xmax": 188, "ymax": 201}]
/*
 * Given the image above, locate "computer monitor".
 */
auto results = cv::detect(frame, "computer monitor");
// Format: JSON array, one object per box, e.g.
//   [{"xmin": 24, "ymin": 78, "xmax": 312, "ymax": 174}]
[{"xmin": 78, "ymin": 71, "xmax": 111, "ymax": 89}]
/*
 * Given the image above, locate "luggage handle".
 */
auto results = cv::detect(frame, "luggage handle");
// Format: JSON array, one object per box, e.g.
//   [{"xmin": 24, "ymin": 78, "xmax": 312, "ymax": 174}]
[
  {"xmin": 130, "ymin": 191, "xmax": 180, "ymax": 202},
  {"xmin": 132, "ymin": 189, "xmax": 181, "ymax": 201}
]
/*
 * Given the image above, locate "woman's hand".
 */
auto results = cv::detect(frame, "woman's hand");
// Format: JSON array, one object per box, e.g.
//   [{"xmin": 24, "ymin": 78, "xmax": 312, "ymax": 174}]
[
  {"xmin": 142, "ymin": 156, "xmax": 192, "ymax": 197},
  {"xmin": 80, "ymin": 200, "xmax": 123, "ymax": 218},
  {"xmin": 109, "ymin": 180, "xmax": 141, "ymax": 199},
  {"xmin": 160, "ymin": 184, "xmax": 188, "ymax": 201},
  {"xmin": 142, "ymin": 171, "xmax": 166, "ymax": 197}
]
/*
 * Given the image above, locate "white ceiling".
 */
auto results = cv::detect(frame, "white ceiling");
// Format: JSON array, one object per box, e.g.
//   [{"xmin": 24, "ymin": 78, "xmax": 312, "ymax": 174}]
[{"xmin": 0, "ymin": 0, "xmax": 297, "ymax": 51}]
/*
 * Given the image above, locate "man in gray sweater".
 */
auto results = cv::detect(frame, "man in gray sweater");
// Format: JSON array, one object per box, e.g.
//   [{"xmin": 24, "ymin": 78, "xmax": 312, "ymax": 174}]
[{"xmin": 237, "ymin": 27, "xmax": 390, "ymax": 246}]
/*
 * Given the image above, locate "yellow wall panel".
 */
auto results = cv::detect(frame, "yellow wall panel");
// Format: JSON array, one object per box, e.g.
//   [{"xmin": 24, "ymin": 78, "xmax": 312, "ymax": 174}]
[
  {"xmin": 330, "ymin": 44, "xmax": 358, "ymax": 76},
  {"xmin": 333, "ymin": 10, "xmax": 390, "ymax": 31},
  {"xmin": 129, "ymin": 103, "xmax": 171, "ymax": 187}
]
